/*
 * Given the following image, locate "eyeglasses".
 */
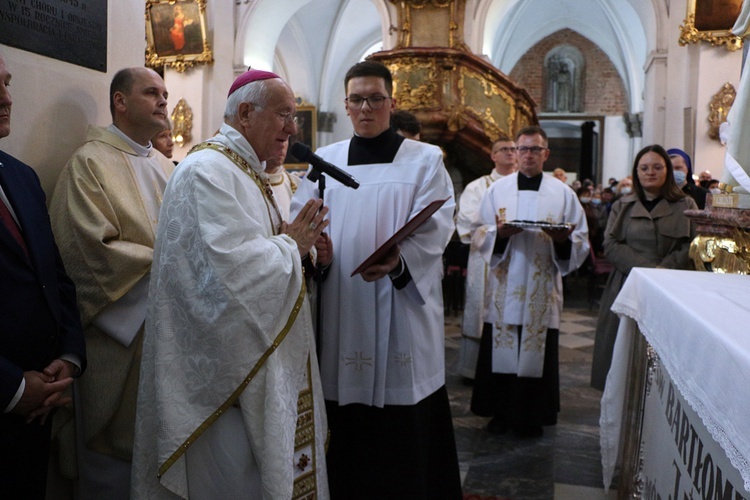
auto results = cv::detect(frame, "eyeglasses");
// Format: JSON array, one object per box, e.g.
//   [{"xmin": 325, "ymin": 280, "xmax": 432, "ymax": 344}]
[
  {"xmin": 493, "ymin": 147, "xmax": 517, "ymax": 154},
  {"xmin": 517, "ymin": 146, "xmax": 547, "ymax": 155},
  {"xmin": 345, "ymin": 95, "xmax": 391, "ymax": 110},
  {"xmin": 254, "ymin": 105, "xmax": 298, "ymax": 126},
  {"xmin": 637, "ymin": 163, "xmax": 665, "ymax": 173}
]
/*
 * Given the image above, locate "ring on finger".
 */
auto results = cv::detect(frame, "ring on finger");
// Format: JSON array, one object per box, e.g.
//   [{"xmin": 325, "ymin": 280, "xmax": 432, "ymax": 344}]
[{"xmin": 308, "ymin": 222, "xmax": 317, "ymax": 230}]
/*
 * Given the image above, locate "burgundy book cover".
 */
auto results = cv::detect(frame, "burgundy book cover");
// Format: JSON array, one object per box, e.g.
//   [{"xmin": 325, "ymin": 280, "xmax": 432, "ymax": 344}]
[{"xmin": 351, "ymin": 198, "xmax": 450, "ymax": 277}]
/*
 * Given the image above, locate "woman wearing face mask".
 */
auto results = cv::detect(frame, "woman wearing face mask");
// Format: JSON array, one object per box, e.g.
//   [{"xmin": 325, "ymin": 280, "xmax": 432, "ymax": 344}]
[
  {"xmin": 591, "ymin": 145, "xmax": 696, "ymax": 390},
  {"xmin": 667, "ymin": 148, "xmax": 708, "ymax": 209}
]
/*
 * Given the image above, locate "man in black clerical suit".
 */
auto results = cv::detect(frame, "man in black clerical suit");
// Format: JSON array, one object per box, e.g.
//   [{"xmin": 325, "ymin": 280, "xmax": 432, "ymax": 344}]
[{"xmin": 0, "ymin": 51, "xmax": 87, "ymax": 499}]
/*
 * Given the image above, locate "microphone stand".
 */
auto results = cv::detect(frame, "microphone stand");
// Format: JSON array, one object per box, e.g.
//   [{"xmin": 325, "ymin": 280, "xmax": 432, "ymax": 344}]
[{"xmin": 306, "ymin": 167, "xmax": 325, "ymax": 357}]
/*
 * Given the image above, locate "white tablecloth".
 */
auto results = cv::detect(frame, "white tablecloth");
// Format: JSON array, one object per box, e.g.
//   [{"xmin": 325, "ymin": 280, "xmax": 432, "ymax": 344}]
[{"xmin": 600, "ymin": 268, "xmax": 750, "ymax": 491}]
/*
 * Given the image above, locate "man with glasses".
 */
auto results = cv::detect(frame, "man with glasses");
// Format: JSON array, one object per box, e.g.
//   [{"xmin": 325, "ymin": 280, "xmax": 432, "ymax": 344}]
[
  {"xmin": 131, "ymin": 69, "xmax": 330, "ymax": 498},
  {"xmin": 455, "ymin": 135, "xmax": 517, "ymax": 388},
  {"xmin": 292, "ymin": 60, "xmax": 461, "ymax": 499},
  {"xmin": 470, "ymin": 126, "xmax": 589, "ymax": 438}
]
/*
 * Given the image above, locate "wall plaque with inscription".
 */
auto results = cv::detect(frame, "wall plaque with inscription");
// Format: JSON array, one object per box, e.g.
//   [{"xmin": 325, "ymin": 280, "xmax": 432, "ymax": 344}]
[{"xmin": 0, "ymin": 0, "xmax": 107, "ymax": 72}]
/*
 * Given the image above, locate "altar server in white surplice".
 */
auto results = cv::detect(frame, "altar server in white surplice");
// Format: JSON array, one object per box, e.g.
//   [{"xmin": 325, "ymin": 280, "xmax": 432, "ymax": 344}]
[
  {"xmin": 455, "ymin": 135, "xmax": 517, "ymax": 382},
  {"xmin": 131, "ymin": 70, "xmax": 330, "ymax": 500},
  {"xmin": 291, "ymin": 60, "xmax": 462, "ymax": 499},
  {"xmin": 470, "ymin": 126, "xmax": 589, "ymax": 439}
]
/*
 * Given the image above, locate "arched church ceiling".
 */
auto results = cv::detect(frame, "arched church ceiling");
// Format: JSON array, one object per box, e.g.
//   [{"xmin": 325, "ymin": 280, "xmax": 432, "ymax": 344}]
[
  {"xmin": 488, "ymin": 0, "xmax": 648, "ymax": 112},
  {"xmin": 240, "ymin": 0, "xmax": 657, "ymax": 114}
]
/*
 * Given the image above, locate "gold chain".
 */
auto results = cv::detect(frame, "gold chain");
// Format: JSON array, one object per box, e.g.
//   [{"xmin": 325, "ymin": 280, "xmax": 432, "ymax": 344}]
[{"xmin": 189, "ymin": 142, "xmax": 283, "ymax": 234}]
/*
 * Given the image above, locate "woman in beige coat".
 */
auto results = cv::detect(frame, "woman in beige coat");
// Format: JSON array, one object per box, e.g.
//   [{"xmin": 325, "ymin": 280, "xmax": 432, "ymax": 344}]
[{"xmin": 591, "ymin": 145, "xmax": 696, "ymax": 390}]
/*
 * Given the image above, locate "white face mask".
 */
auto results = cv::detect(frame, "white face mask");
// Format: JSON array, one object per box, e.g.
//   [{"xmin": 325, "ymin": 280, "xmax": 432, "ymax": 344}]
[
  {"xmin": 710, "ymin": 188, "xmax": 721, "ymax": 195},
  {"xmin": 591, "ymin": 198, "xmax": 602, "ymax": 205},
  {"xmin": 673, "ymin": 171, "xmax": 687, "ymax": 185},
  {"xmin": 620, "ymin": 187, "xmax": 632, "ymax": 195},
  {"xmin": 580, "ymin": 197, "xmax": 591, "ymax": 204}
]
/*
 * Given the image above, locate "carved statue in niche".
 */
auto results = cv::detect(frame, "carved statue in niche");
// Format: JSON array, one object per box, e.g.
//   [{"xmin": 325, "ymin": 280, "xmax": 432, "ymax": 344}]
[
  {"xmin": 547, "ymin": 58, "xmax": 575, "ymax": 112},
  {"xmin": 555, "ymin": 63, "xmax": 572, "ymax": 112},
  {"xmin": 544, "ymin": 47, "xmax": 584, "ymax": 113}
]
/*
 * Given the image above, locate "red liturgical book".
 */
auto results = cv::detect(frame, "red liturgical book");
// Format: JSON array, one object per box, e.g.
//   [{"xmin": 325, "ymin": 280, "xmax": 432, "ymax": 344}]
[{"xmin": 351, "ymin": 197, "xmax": 450, "ymax": 277}]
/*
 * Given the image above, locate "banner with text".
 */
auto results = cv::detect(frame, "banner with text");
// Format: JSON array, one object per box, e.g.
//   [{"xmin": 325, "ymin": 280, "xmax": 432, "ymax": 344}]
[{"xmin": 641, "ymin": 360, "xmax": 749, "ymax": 500}]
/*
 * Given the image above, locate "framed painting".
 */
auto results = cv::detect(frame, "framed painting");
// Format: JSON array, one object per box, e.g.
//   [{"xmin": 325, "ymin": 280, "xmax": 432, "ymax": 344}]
[
  {"xmin": 285, "ymin": 103, "xmax": 318, "ymax": 173},
  {"xmin": 145, "ymin": 0, "xmax": 214, "ymax": 73},
  {"xmin": 679, "ymin": 0, "xmax": 744, "ymax": 51}
]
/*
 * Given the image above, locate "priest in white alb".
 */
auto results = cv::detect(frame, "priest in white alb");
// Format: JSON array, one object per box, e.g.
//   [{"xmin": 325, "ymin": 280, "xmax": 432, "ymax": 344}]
[
  {"xmin": 131, "ymin": 70, "xmax": 330, "ymax": 500},
  {"xmin": 470, "ymin": 126, "xmax": 589, "ymax": 438},
  {"xmin": 455, "ymin": 134, "xmax": 517, "ymax": 385}
]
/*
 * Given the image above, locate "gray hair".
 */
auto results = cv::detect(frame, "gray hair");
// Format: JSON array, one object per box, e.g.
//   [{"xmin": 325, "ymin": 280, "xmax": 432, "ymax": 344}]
[{"xmin": 224, "ymin": 79, "xmax": 274, "ymax": 120}]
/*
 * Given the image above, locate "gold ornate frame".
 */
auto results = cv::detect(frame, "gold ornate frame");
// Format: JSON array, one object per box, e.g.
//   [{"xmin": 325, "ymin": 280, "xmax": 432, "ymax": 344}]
[
  {"xmin": 285, "ymin": 101, "xmax": 318, "ymax": 172},
  {"xmin": 145, "ymin": 0, "xmax": 214, "ymax": 73},
  {"xmin": 679, "ymin": 0, "xmax": 744, "ymax": 51}
]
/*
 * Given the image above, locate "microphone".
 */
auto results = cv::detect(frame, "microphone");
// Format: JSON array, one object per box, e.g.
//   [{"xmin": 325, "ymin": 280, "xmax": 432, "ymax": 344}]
[{"xmin": 291, "ymin": 142, "xmax": 360, "ymax": 189}]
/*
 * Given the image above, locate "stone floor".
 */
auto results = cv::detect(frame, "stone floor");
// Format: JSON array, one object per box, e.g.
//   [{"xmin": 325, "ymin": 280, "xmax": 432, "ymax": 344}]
[{"xmin": 447, "ymin": 275, "xmax": 618, "ymax": 500}]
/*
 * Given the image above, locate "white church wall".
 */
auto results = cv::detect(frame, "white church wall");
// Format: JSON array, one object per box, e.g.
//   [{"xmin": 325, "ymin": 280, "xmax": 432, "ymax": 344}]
[
  {"xmin": 602, "ymin": 115, "xmax": 635, "ymax": 183},
  {"xmin": 692, "ymin": 44, "xmax": 741, "ymax": 181}
]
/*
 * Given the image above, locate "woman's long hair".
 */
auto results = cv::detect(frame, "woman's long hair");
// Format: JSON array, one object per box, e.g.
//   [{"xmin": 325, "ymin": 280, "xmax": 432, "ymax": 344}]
[{"xmin": 631, "ymin": 144, "xmax": 685, "ymax": 202}]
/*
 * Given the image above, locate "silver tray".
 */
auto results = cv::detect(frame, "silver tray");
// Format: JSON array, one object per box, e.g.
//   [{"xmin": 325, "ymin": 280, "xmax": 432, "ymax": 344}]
[{"xmin": 503, "ymin": 220, "xmax": 573, "ymax": 230}]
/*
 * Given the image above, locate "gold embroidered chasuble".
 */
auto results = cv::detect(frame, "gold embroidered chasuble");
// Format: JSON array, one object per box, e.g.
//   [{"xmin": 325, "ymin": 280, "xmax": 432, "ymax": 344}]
[{"xmin": 49, "ymin": 125, "xmax": 174, "ymax": 467}]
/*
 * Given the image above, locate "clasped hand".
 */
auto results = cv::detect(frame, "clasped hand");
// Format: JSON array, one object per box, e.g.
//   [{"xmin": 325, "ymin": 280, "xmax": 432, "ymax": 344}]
[{"xmin": 13, "ymin": 359, "xmax": 76, "ymax": 425}]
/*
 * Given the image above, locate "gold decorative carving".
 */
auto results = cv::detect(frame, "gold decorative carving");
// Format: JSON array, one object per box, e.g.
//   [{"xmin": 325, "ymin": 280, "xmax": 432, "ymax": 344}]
[
  {"xmin": 460, "ymin": 67, "xmax": 516, "ymax": 140},
  {"xmin": 371, "ymin": 47, "xmax": 536, "ymax": 170},
  {"xmin": 678, "ymin": 0, "xmax": 743, "ymax": 52},
  {"xmin": 708, "ymin": 82, "xmax": 736, "ymax": 140},
  {"xmin": 390, "ymin": 0, "xmax": 468, "ymax": 50},
  {"xmin": 386, "ymin": 59, "xmax": 442, "ymax": 109},
  {"xmin": 690, "ymin": 232, "xmax": 750, "ymax": 274},
  {"xmin": 370, "ymin": 0, "xmax": 536, "ymax": 180},
  {"xmin": 145, "ymin": 0, "xmax": 214, "ymax": 73},
  {"xmin": 171, "ymin": 98, "xmax": 193, "ymax": 147}
]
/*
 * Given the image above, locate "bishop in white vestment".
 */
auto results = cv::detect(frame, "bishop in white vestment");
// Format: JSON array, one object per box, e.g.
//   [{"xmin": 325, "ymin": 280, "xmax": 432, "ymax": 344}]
[{"xmin": 131, "ymin": 71, "xmax": 330, "ymax": 500}]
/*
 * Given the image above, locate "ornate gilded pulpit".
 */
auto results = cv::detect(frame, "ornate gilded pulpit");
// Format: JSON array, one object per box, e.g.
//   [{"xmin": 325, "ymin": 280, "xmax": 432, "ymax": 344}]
[{"xmin": 369, "ymin": 0, "xmax": 537, "ymax": 182}]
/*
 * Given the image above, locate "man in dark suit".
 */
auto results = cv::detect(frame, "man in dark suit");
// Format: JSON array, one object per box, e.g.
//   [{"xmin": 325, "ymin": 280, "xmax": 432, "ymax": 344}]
[{"xmin": 0, "ymin": 50, "xmax": 87, "ymax": 499}]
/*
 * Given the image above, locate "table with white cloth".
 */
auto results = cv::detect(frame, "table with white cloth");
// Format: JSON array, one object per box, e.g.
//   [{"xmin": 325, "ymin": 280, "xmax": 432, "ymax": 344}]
[{"xmin": 599, "ymin": 268, "xmax": 750, "ymax": 499}]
